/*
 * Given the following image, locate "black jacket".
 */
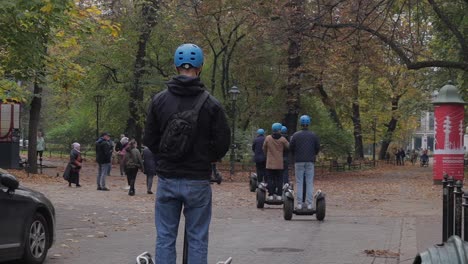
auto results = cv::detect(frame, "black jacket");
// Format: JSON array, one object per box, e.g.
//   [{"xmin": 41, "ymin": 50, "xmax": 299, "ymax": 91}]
[
  {"xmin": 143, "ymin": 75, "xmax": 231, "ymax": 180},
  {"xmin": 290, "ymin": 128, "xmax": 320, "ymax": 163},
  {"xmin": 96, "ymin": 139, "xmax": 113, "ymax": 164},
  {"xmin": 252, "ymin": 135, "xmax": 266, "ymax": 163}
]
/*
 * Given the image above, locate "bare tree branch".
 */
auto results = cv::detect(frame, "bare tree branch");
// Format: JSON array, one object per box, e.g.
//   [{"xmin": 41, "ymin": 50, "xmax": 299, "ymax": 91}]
[{"xmin": 316, "ymin": 22, "xmax": 468, "ymax": 71}]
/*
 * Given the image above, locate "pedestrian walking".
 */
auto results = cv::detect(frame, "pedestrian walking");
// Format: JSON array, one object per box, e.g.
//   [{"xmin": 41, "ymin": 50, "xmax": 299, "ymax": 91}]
[
  {"xmin": 119, "ymin": 137, "xmax": 131, "ymax": 189},
  {"xmin": 263, "ymin": 122, "xmax": 289, "ymax": 201},
  {"xmin": 115, "ymin": 134, "xmax": 126, "ymax": 176},
  {"xmin": 142, "ymin": 145, "xmax": 157, "ymax": 194},
  {"xmin": 290, "ymin": 115, "xmax": 320, "ymax": 210},
  {"xmin": 124, "ymin": 139, "xmax": 144, "ymax": 196},
  {"xmin": 37, "ymin": 131, "xmax": 45, "ymax": 160},
  {"xmin": 252, "ymin": 128, "xmax": 266, "ymax": 184},
  {"xmin": 96, "ymin": 132, "xmax": 113, "ymax": 191},
  {"xmin": 143, "ymin": 43, "xmax": 230, "ymax": 264},
  {"xmin": 67, "ymin": 142, "xmax": 82, "ymax": 187}
]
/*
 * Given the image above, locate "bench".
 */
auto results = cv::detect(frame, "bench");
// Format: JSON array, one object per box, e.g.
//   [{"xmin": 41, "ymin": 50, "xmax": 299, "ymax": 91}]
[
  {"xmin": 329, "ymin": 161, "xmax": 346, "ymax": 172},
  {"xmin": 363, "ymin": 160, "xmax": 377, "ymax": 167},
  {"xmin": 348, "ymin": 162, "xmax": 361, "ymax": 170}
]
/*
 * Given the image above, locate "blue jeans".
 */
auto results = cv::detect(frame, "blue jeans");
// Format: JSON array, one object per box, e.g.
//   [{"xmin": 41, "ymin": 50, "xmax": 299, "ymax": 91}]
[
  {"xmin": 155, "ymin": 177, "xmax": 212, "ymax": 264},
  {"xmin": 294, "ymin": 162, "xmax": 315, "ymax": 206},
  {"xmin": 97, "ymin": 163, "xmax": 111, "ymax": 188}
]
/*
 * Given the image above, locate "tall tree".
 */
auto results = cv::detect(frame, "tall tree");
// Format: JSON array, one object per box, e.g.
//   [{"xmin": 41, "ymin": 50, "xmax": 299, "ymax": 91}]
[{"xmin": 126, "ymin": 0, "xmax": 161, "ymax": 144}]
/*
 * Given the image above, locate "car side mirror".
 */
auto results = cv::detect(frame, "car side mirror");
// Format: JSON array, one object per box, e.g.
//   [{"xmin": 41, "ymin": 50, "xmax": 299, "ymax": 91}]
[{"xmin": 0, "ymin": 174, "xmax": 19, "ymax": 191}]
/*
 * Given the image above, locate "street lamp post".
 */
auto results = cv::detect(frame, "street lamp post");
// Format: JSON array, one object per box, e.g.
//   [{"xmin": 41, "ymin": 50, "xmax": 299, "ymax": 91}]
[
  {"xmin": 94, "ymin": 95, "xmax": 104, "ymax": 139},
  {"xmin": 229, "ymin": 85, "xmax": 240, "ymax": 180},
  {"xmin": 373, "ymin": 115, "xmax": 377, "ymax": 167}
]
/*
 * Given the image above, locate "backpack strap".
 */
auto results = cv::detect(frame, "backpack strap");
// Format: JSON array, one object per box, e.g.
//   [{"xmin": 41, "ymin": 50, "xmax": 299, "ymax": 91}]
[{"xmin": 193, "ymin": 91, "xmax": 209, "ymax": 114}]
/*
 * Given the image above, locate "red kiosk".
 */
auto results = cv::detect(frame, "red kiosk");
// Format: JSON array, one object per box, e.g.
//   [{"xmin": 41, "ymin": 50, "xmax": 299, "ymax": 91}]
[{"xmin": 432, "ymin": 81, "xmax": 466, "ymax": 183}]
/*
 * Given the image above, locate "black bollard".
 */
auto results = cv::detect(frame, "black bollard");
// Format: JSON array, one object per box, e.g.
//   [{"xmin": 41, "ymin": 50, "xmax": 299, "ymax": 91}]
[
  {"xmin": 443, "ymin": 173, "xmax": 449, "ymax": 242},
  {"xmin": 463, "ymin": 191, "xmax": 468, "ymax": 242},
  {"xmin": 454, "ymin": 180, "xmax": 463, "ymax": 237},
  {"xmin": 447, "ymin": 176, "xmax": 455, "ymax": 239}
]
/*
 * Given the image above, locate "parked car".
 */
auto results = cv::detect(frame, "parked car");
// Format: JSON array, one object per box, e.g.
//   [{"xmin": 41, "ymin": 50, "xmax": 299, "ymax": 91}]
[{"xmin": 0, "ymin": 173, "xmax": 55, "ymax": 264}]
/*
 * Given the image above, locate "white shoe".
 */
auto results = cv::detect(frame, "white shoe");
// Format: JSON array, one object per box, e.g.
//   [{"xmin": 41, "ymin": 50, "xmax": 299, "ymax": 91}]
[
  {"xmin": 276, "ymin": 195, "xmax": 283, "ymax": 201},
  {"xmin": 124, "ymin": 185, "xmax": 130, "ymax": 190},
  {"xmin": 297, "ymin": 204, "xmax": 303, "ymax": 210},
  {"xmin": 268, "ymin": 195, "xmax": 274, "ymax": 201},
  {"xmin": 307, "ymin": 204, "xmax": 314, "ymax": 210}
]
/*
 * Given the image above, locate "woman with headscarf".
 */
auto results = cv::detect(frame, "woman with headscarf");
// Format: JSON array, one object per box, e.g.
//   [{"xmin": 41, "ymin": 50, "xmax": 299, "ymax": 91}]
[{"xmin": 68, "ymin": 142, "xmax": 83, "ymax": 187}]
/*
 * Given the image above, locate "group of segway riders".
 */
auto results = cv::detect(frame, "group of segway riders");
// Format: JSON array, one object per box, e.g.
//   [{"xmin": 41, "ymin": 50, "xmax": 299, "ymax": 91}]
[{"xmin": 253, "ymin": 115, "xmax": 322, "ymax": 213}]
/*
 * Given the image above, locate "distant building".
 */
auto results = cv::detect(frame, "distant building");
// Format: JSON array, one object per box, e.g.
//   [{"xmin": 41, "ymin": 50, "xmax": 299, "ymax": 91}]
[{"xmin": 411, "ymin": 112, "xmax": 435, "ymax": 151}]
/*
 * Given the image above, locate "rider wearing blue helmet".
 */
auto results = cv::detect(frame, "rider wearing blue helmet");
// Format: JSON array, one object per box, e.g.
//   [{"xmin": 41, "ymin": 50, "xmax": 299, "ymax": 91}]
[
  {"xmin": 144, "ymin": 43, "xmax": 230, "ymax": 264},
  {"xmin": 263, "ymin": 123, "xmax": 289, "ymax": 201},
  {"xmin": 252, "ymin": 129, "xmax": 267, "ymax": 183},
  {"xmin": 280, "ymin": 126, "xmax": 290, "ymax": 185},
  {"xmin": 290, "ymin": 115, "xmax": 320, "ymax": 210}
]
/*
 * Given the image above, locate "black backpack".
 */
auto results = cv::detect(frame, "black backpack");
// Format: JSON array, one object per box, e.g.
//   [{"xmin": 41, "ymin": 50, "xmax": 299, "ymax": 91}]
[{"xmin": 159, "ymin": 91, "xmax": 209, "ymax": 161}]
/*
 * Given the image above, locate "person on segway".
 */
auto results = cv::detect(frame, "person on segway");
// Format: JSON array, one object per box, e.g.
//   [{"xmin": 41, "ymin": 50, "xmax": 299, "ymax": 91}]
[
  {"xmin": 263, "ymin": 123, "xmax": 289, "ymax": 201},
  {"xmin": 143, "ymin": 43, "xmax": 231, "ymax": 264},
  {"xmin": 252, "ymin": 128, "xmax": 267, "ymax": 183},
  {"xmin": 281, "ymin": 126, "xmax": 290, "ymax": 185},
  {"xmin": 290, "ymin": 115, "xmax": 320, "ymax": 210}
]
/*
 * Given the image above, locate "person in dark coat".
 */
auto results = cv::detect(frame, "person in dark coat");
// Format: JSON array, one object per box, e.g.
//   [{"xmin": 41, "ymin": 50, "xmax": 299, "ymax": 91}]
[
  {"xmin": 252, "ymin": 128, "xmax": 266, "ymax": 183},
  {"xmin": 68, "ymin": 142, "xmax": 82, "ymax": 187},
  {"xmin": 143, "ymin": 43, "xmax": 230, "ymax": 264},
  {"xmin": 290, "ymin": 115, "xmax": 320, "ymax": 210},
  {"xmin": 143, "ymin": 146, "xmax": 158, "ymax": 194},
  {"xmin": 96, "ymin": 132, "xmax": 113, "ymax": 191}
]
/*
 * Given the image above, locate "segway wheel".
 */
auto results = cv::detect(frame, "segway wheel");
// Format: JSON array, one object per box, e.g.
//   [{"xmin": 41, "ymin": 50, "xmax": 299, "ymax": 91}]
[
  {"xmin": 315, "ymin": 198, "xmax": 326, "ymax": 221},
  {"xmin": 249, "ymin": 178, "xmax": 257, "ymax": 192},
  {"xmin": 283, "ymin": 198, "xmax": 293, "ymax": 220},
  {"xmin": 256, "ymin": 188, "xmax": 265, "ymax": 209}
]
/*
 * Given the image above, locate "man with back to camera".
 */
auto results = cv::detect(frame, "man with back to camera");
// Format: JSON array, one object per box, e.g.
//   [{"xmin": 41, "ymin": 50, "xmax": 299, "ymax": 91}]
[
  {"xmin": 143, "ymin": 43, "xmax": 230, "ymax": 264},
  {"xmin": 252, "ymin": 128, "xmax": 266, "ymax": 183},
  {"xmin": 290, "ymin": 115, "xmax": 320, "ymax": 210}
]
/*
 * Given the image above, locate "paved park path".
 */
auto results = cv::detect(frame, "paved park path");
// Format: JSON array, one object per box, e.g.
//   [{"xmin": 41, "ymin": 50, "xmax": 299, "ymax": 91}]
[{"xmin": 5, "ymin": 159, "xmax": 448, "ymax": 264}]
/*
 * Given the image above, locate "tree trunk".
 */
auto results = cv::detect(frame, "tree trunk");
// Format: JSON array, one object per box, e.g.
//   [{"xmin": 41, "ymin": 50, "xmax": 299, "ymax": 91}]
[
  {"xmin": 350, "ymin": 59, "xmax": 364, "ymax": 159},
  {"xmin": 126, "ymin": 1, "xmax": 159, "ymax": 145},
  {"xmin": 379, "ymin": 96, "xmax": 400, "ymax": 159},
  {"xmin": 27, "ymin": 78, "xmax": 42, "ymax": 174},
  {"xmin": 283, "ymin": 0, "xmax": 305, "ymax": 135},
  {"xmin": 316, "ymin": 81, "xmax": 343, "ymax": 129}
]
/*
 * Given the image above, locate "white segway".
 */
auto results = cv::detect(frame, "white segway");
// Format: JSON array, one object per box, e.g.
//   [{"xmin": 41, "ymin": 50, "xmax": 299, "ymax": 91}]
[{"xmin": 282, "ymin": 180, "xmax": 326, "ymax": 221}]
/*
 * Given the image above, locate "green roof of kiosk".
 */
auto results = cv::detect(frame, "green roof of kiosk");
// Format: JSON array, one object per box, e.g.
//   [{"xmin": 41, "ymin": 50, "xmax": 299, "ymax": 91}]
[{"xmin": 432, "ymin": 81, "xmax": 466, "ymax": 105}]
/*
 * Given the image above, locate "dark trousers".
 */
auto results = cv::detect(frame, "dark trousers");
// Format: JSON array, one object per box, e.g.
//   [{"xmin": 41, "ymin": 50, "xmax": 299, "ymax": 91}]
[
  {"xmin": 266, "ymin": 169, "xmax": 282, "ymax": 196},
  {"xmin": 146, "ymin": 174, "xmax": 154, "ymax": 191},
  {"xmin": 255, "ymin": 161, "xmax": 266, "ymax": 183},
  {"xmin": 69, "ymin": 171, "xmax": 80, "ymax": 186},
  {"xmin": 126, "ymin": 168, "xmax": 138, "ymax": 192},
  {"xmin": 282, "ymin": 161, "xmax": 289, "ymax": 184}
]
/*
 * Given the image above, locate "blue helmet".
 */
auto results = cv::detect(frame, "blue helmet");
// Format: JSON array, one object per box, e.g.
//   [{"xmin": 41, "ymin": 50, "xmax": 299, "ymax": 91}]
[
  {"xmin": 272, "ymin": 123, "xmax": 282, "ymax": 132},
  {"xmin": 174, "ymin": 43, "xmax": 204, "ymax": 68},
  {"xmin": 281, "ymin": 126, "xmax": 287, "ymax": 133},
  {"xmin": 257, "ymin": 129, "xmax": 265, "ymax": 135},
  {"xmin": 300, "ymin": 115, "xmax": 311, "ymax": 126}
]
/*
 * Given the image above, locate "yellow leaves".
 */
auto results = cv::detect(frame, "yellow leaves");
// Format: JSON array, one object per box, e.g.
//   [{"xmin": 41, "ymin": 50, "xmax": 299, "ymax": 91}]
[
  {"xmin": 40, "ymin": 0, "xmax": 53, "ymax": 14},
  {"xmin": 85, "ymin": 6, "xmax": 102, "ymax": 16},
  {"xmin": 56, "ymin": 30, "xmax": 65, "ymax": 37},
  {"xmin": 100, "ymin": 22, "xmax": 121, "ymax": 38}
]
